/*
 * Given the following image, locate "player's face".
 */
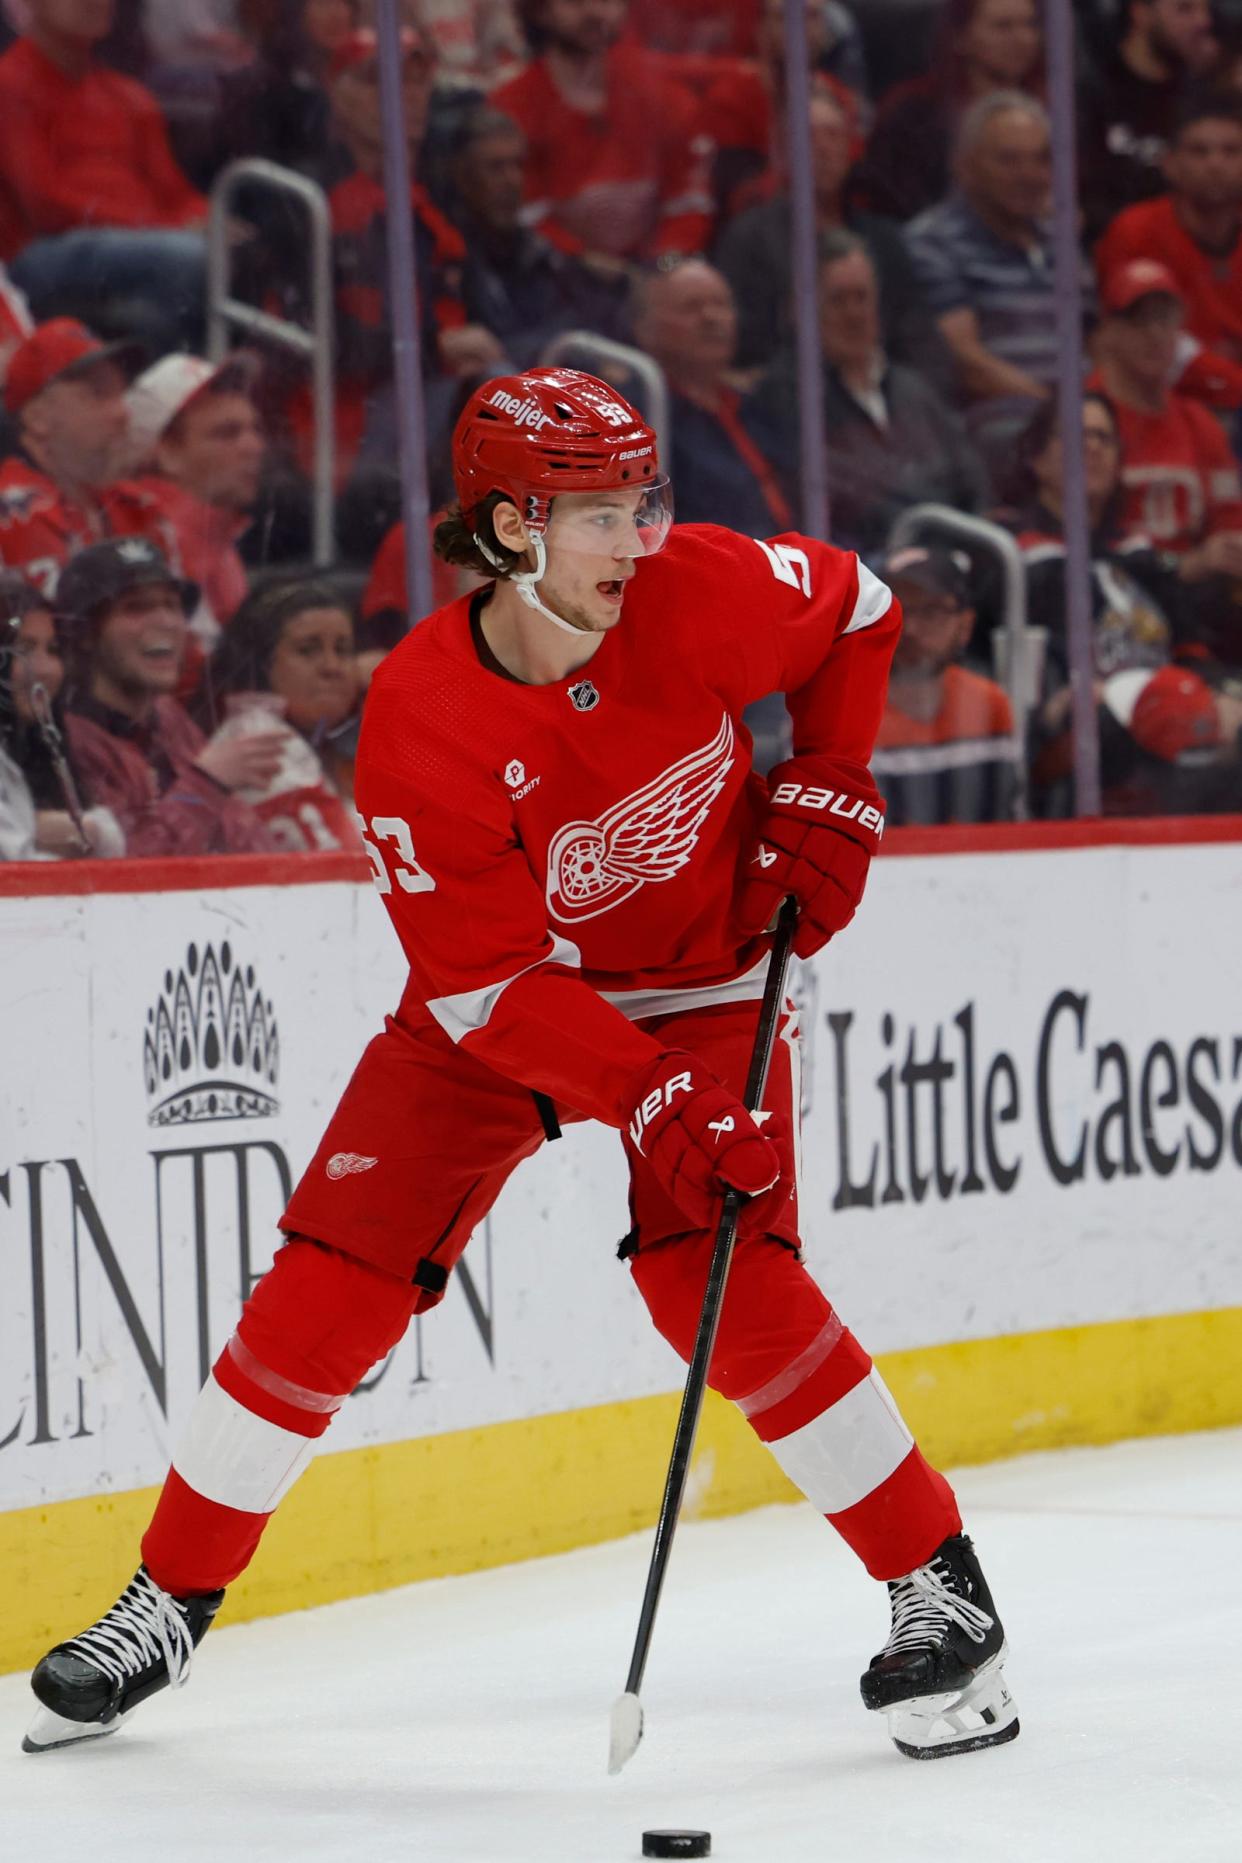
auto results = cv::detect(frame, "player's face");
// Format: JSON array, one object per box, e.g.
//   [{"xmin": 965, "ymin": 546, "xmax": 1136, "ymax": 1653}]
[
  {"xmin": 161, "ymin": 392, "xmax": 265, "ymax": 513},
  {"xmin": 539, "ymin": 490, "xmax": 652, "ymax": 633},
  {"xmin": 7, "ymin": 607, "xmax": 63, "ymax": 724},
  {"xmin": 1166, "ymin": 120, "xmax": 1242, "ymax": 209},
  {"xmin": 960, "ymin": 0, "xmax": 1042, "ymax": 87},
  {"xmin": 267, "ymin": 606, "xmax": 356, "ymax": 733},
  {"xmin": 538, "ymin": 0, "xmax": 628, "ymax": 58},
  {"xmin": 92, "ymin": 583, "xmax": 187, "ymax": 700},
  {"xmin": 32, "ymin": 365, "xmax": 129, "ymax": 489}
]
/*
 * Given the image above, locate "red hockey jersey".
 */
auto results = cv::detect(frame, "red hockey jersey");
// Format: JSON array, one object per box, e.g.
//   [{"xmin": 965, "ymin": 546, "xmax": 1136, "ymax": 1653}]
[{"xmin": 353, "ymin": 523, "xmax": 897, "ymax": 1129}]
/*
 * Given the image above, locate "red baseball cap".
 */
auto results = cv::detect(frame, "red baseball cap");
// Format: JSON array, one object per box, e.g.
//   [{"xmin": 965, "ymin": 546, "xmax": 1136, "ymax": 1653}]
[
  {"xmin": 1104, "ymin": 664, "xmax": 1219, "ymax": 761},
  {"xmin": 1102, "ymin": 260, "xmax": 1185, "ymax": 316},
  {"xmin": 4, "ymin": 318, "xmax": 141, "ymax": 416}
]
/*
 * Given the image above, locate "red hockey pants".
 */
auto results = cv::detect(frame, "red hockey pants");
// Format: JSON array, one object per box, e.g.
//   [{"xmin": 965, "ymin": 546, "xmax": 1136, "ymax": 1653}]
[{"xmin": 143, "ymin": 1002, "xmax": 959, "ymax": 1594}]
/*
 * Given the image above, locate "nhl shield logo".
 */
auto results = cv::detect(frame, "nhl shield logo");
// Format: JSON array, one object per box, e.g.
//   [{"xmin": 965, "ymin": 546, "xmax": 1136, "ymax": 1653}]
[{"xmin": 568, "ymin": 679, "xmax": 600, "ymax": 713}]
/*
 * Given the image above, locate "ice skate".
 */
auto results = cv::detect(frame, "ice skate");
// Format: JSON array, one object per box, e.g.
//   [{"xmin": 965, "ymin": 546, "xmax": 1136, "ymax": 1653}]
[
  {"xmin": 860, "ymin": 1532, "xmax": 1019, "ymax": 1759},
  {"xmin": 23, "ymin": 1565, "xmax": 224, "ymax": 1753}
]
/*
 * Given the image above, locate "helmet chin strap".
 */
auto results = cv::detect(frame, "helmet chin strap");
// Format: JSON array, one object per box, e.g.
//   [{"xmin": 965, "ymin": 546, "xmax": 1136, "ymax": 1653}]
[
  {"xmin": 475, "ymin": 529, "xmax": 587, "ymax": 636},
  {"xmin": 511, "ymin": 534, "xmax": 588, "ymax": 636}
]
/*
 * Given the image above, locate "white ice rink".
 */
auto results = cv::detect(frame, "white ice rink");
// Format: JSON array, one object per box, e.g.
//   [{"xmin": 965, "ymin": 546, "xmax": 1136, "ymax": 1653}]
[{"xmin": 3, "ymin": 1427, "xmax": 1240, "ymax": 1863}]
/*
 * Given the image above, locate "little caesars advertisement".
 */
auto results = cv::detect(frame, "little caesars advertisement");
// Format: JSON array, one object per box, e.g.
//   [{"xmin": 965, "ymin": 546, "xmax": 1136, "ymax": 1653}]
[{"xmin": 2, "ymin": 838, "xmax": 1241, "ymax": 1515}]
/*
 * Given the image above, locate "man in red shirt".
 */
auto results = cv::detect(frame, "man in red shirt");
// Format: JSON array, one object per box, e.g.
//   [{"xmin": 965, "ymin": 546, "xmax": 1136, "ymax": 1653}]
[
  {"xmin": 26, "ymin": 369, "xmax": 1018, "ymax": 1767},
  {"xmin": 0, "ymin": 0, "xmax": 208, "ymax": 353},
  {"xmin": 1095, "ymin": 94, "xmax": 1242, "ymax": 409},
  {"xmin": 0, "ymin": 318, "xmax": 161, "ymax": 597},
  {"xmin": 491, "ymin": 0, "xmax": 714, "ymax": 262},
  {"xmin": 125, "ymin": 354, "xmax": 264, "ymax": 644},
  {"xmin": 1091, "ymin": 260, "xmax": 1242, "ymax": 583}
]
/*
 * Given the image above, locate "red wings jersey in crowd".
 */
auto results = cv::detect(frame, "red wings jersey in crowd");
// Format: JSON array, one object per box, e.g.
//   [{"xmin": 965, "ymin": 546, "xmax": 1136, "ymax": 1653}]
[{"xmin": 354, "ymin": 524, "xmax": 897, "ymax": 1129}]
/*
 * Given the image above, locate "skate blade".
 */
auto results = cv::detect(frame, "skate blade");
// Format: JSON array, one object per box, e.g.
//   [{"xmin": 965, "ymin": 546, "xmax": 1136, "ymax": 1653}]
[
  {"xmin": 886, "ymin": 1652, "xmax": 1019, "ymax": 1760},
  {"xmin": 22, "ymin": 1702, "xmax": 125, "ymax": 1754}
]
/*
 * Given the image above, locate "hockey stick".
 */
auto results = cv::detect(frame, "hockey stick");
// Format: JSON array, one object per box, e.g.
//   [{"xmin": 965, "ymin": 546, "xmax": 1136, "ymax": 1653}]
[{"xmin": 608, "ymin": 894, "xmax": 799, "ymax": 1774}]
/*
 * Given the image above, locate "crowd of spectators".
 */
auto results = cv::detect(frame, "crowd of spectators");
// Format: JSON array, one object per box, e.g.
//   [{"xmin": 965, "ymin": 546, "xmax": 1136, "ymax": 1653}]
[{"xmin": 3, "ymin": 0, "xmax": 1242, "ymax": 857}]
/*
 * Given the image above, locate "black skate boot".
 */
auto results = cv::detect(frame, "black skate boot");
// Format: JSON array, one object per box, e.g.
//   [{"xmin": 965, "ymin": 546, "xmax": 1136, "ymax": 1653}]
[
  {"xmin": 860, "ymin": 1533, "xmax": 1019, "ymax": 1759},
  {"xmin": 23, "ymin": 1565, "xmax": 224, "ymax": 1753}
]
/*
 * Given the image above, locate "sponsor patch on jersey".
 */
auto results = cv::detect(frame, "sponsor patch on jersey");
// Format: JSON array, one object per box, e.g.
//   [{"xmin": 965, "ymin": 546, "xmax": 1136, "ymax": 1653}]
[
  {"xmin": 326, "ymin": 1151, "xmax": 379, "ymax": 1179},
  {"xmin": 546, "ymin": 713, "xmax": 735, "ymax": 924}
]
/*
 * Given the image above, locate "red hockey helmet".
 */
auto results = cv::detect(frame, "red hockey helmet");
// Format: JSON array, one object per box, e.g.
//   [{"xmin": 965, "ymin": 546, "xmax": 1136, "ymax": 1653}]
[{"xmin": 451, "ymin": 367, "xmax": 670, "ymax": 547}]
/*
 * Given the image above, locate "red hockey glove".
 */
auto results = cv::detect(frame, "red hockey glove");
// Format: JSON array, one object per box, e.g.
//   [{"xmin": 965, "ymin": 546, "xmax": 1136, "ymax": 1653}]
[
  {"xmin": 738, "ymin": 758, "xmax": 885, "ymax": 959},
  {"xmin": 626, "ymin": 1049, "xmax": 789, "ymax": 1235}
]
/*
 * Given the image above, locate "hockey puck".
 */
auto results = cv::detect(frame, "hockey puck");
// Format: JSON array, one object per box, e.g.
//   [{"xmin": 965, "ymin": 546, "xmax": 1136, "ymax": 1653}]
[{"xmin": 642, "ymin": 1834, "xmax": 711, "ymax": 1859}]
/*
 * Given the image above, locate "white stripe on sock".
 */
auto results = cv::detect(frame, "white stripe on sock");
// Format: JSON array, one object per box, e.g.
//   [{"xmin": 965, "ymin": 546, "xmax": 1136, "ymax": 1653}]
[
  {"xmin": 765, "ymin": 1367, "xmax": 914, "ymax": 1515},
  {"xmin": 172, "ymin": 1373, "xmax": 316, "ymax": 1515}
]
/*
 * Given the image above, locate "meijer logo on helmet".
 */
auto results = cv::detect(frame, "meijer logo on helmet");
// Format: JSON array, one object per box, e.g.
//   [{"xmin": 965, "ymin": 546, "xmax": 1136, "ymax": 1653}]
[{"xmin": 488, "ymin": 389, "xmax": 554, "ymax": 431}]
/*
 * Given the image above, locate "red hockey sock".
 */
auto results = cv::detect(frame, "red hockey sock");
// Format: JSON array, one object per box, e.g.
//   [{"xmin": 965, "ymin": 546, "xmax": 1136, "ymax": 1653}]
[
  {"xmin": 630, "ymin": 1230, "xmax": 960, "ymax": 1581},
  {"xmin": 142, "ymin": 1238, "xmax": 418, "ymax": 1597}
]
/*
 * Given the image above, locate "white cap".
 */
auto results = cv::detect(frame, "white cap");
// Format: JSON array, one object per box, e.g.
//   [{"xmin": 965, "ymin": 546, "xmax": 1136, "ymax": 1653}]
[{"xmin": 126, "ymin": 353, "xmax": 258, "ymax": 461}]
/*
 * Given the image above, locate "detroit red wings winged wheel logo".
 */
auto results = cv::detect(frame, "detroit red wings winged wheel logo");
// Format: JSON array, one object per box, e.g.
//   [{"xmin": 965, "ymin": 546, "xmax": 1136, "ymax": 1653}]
[{"xmin": 546, "ymin": 713, "xmax": 735, "ymax": 923}]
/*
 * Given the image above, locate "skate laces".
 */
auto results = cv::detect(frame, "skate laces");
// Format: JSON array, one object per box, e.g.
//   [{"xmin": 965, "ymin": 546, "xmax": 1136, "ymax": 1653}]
[
  {"xmin": 881, "ymin": 1555, "xmax": 994, "ymax": 1657},
  {"xmin": 61, "ymin": 1569, "xmax": 195, "ymax": 1691}
]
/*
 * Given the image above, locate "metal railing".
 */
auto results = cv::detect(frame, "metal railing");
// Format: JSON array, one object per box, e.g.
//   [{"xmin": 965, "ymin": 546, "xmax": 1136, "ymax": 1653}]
[
  {"xmin": 207, "ymin": 159, "xmax": 336, "ymax": 566},
  {"xmin": 886, "ymin": 504, "xmax": 1034, "ymax": 819}
]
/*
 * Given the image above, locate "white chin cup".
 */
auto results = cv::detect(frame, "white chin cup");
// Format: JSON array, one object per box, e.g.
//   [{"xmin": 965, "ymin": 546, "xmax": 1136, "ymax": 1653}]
[{"xmin": 511, "ymin": 533, "xmax": 587, "ymax": 636}]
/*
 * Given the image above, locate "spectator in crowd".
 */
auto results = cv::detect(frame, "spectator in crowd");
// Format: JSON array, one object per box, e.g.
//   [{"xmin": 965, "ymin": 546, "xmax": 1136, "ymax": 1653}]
[
  {"xmin": 0, "ymin": 569, "xmax": 123, "ymax": 858},
  {"xmin": 1079, "ymin": 0, "xmax": 1220, "ymax": 238},
  {"xmin": 630, "ymin": 258, "xmax": 792, "ymax": 535},
  {"xmin": 125, "ymin": 354, "xmax": 264, "ymax": 646},
  {"xmin": 1005, "ymin": 392, "xmax": 1242, "ymax": 812},
  {"xmin": 60, "ymin": 538, "xmax": 278, "ymax": 854},
  {"xmin": 214, "ymin": 0, "xmax": 361, "ymax": 177},
  {"xmin": 1090, "ymin": 260, "xmax": 1242, "ymax": 584},
  {"xmin": 906, "ymin": 92, "xmax": 1065, "ymax": 463},
  {"xmin": 870, "ymin": 545, "xmax": 1019, "ymax": 825},
  {"xmin": 0, "ymin": 266, "xmax": 33, "ymax": 382},
  {"xmin": 1095, "ymin": 93, "xmax": 1242, "ymax": 410},
  {"xmin": 451, "ymin": 106, "xmax": 629, "ymax": 366},
  {"xmin": 0, "ymin": 319, "xmax": 161, "ymax": 598},
  {"xmin": 0, "ymin": 0, "xmax": 211, "ymax": 354},
  {"xmin": 305, "ymin": 26, "xmax": 502, "ymax": 482},
  {"xmin": 357, "ymin": 518, "xmax": 473, "ymax": 682},
  {"xmin": 745, "ymin": 232, "xmax": 989, "ymax": 559},
  {"xmin": 855, "ymin": 0, "xmax": 1043, "ymax": 222},
  {"xmin": 195, "ymin": 575, "xmax": 362, "ymax": 846},
  {"xmin": 714, "ymin": 80, "xmax": 941, "ymax": 376},
  {"xmin": 700, "ymin": 1, "xmax": 867, "ymax": 217},
  {"xmin": 491, "ymin": 0, "xmax": 714, "ymax": 263}
]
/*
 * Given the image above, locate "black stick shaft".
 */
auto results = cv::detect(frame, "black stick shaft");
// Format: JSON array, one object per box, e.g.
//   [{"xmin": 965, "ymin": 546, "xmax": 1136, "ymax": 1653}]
[{"xmin": 622, "ymin": 895, "xmax": 799, "ymax": 1699}]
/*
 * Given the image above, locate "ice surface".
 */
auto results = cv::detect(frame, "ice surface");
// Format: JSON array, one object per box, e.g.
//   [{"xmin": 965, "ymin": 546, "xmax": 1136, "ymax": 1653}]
[{"xmin": 3, "ymin": 1428, "xmax": 1240, "ymax": 1862}]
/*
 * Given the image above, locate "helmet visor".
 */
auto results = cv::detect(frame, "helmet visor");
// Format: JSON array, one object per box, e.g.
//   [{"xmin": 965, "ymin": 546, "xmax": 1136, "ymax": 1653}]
[{"xmin": 541, "ymin": 477, "xmax": 674, "ymax": 561}]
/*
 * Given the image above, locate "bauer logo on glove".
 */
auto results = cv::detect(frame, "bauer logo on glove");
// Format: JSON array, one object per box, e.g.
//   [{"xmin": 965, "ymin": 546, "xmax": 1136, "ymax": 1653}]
[{"xmin": 739, "ymin": 757, "xmax": 886, "ymax": 960}]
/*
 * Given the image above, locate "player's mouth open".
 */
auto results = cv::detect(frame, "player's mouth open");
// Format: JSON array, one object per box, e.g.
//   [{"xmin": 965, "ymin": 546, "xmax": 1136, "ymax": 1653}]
[{"xmin": 597, "ymin": 579, "xmax": 625, "ymax": 604}]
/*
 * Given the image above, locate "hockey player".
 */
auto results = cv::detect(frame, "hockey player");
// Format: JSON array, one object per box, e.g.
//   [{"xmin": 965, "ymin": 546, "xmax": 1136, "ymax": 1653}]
[{"xmin": 24, "ymin": 368, "xmax": 1018, "ymax": 1762}]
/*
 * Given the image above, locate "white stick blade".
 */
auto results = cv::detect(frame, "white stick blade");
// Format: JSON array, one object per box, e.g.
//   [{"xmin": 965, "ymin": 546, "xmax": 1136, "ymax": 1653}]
[{"xmin": 608, "ymin": 1690, "xmax": 644, "ymax": 1774}]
